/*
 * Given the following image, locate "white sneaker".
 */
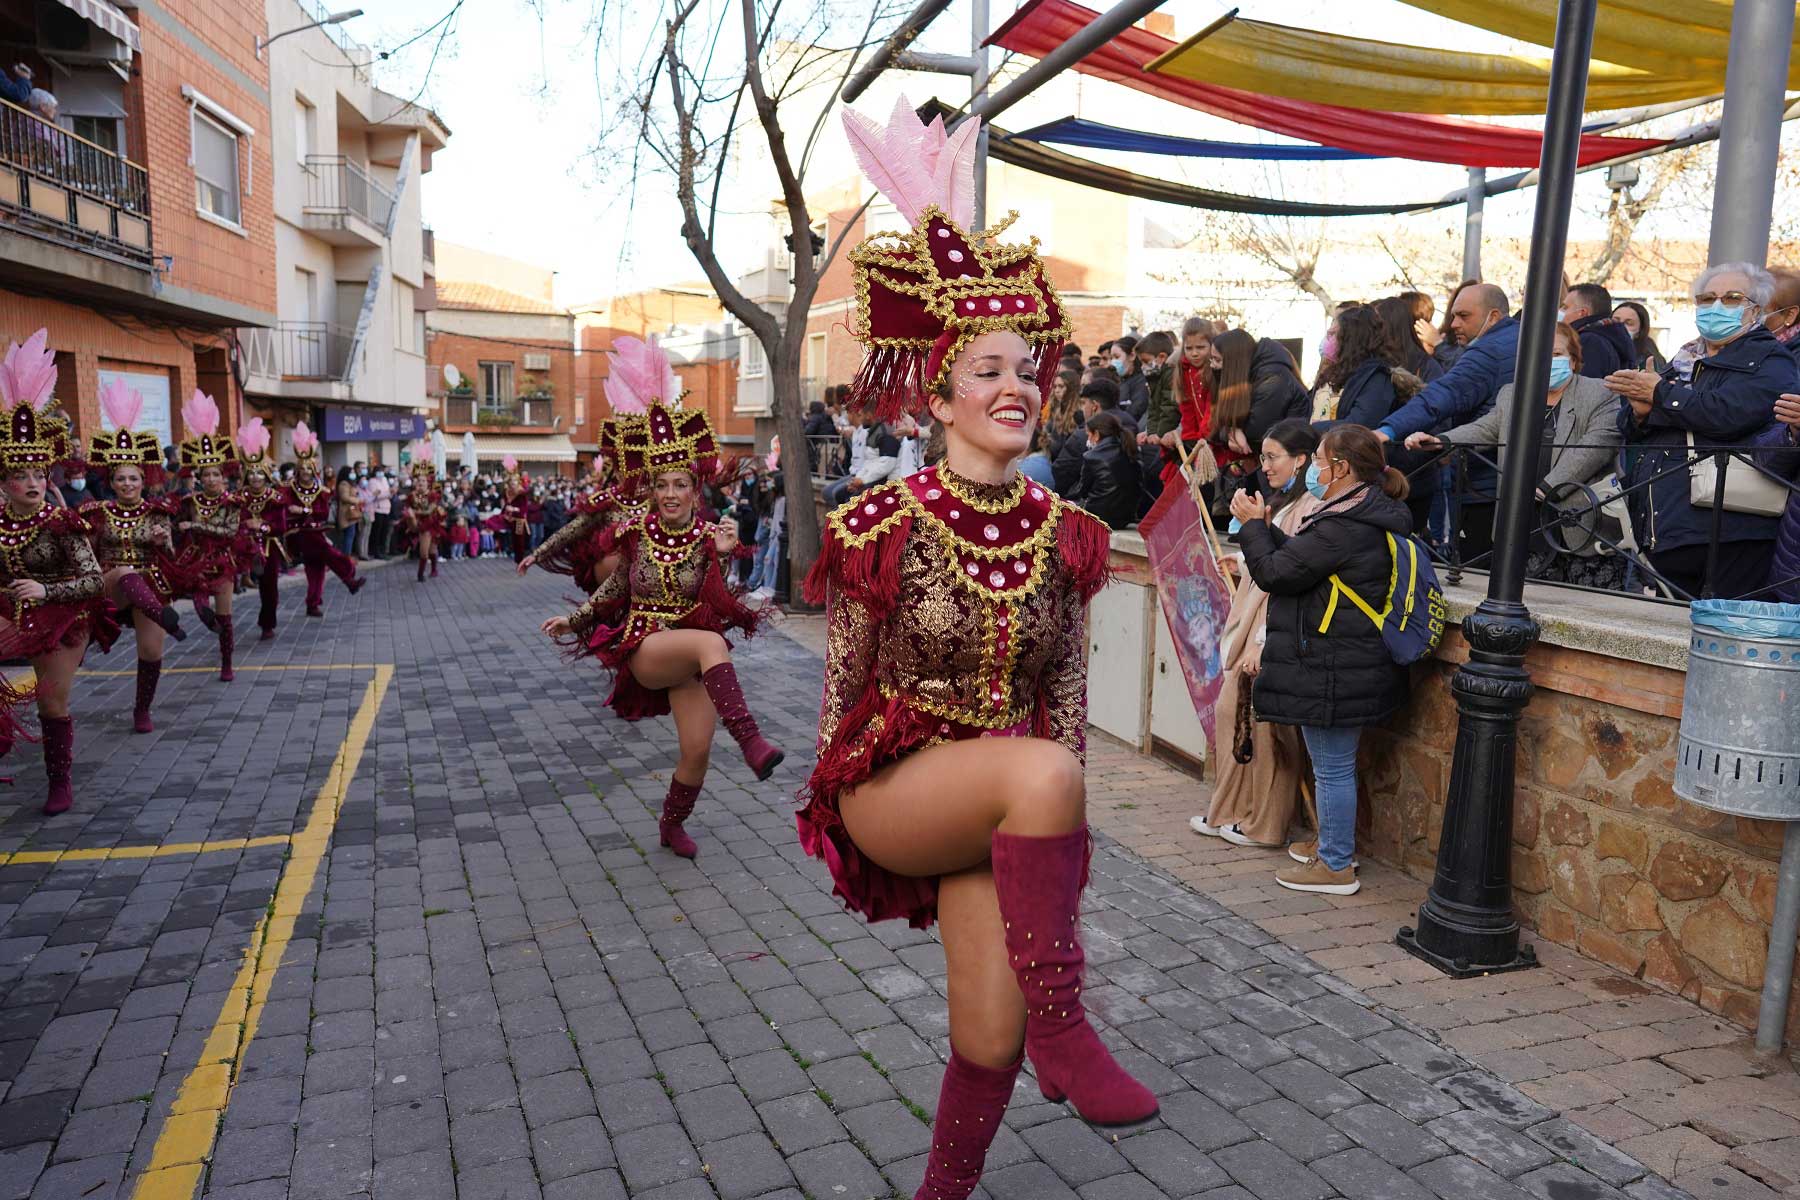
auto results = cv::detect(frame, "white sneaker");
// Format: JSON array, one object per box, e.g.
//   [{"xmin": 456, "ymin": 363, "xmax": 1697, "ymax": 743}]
[
  {"xmin": 1189, "ymin": 816, "xmax": 1223, "ymax": 837},
  {"xmin": 1219, "ymin": 823, "xmax": 1280, "ymax": 849}
]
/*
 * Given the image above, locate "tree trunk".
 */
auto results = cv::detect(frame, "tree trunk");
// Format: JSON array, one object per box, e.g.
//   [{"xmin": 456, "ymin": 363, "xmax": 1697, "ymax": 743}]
[{"xmin": 769, "ymin": 352, "xmax": 821, "ymax": 605}]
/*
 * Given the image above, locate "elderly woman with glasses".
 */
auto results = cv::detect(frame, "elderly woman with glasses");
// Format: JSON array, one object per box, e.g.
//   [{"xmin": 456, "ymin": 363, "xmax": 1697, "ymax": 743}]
[{"xmin": 1604, "ymin": 262, "xmax": 1795, "ymax": 599}]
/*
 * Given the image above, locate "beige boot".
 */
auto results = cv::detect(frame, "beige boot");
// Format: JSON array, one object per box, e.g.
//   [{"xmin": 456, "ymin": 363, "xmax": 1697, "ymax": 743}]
[{"xmin": 1276, "ymin": 856, "xmax": 1360, "ymax": 896}]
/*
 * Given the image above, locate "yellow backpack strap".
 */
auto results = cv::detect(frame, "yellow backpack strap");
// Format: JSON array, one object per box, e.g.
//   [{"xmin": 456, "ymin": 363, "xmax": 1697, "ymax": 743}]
[
  {"xmin": 1393, "ymin": 532, "xmax": 1418, "ymax": 633},
  {"xmin": 1320, "ymin": 574, "xmax": 1386, "ymax": 633}
]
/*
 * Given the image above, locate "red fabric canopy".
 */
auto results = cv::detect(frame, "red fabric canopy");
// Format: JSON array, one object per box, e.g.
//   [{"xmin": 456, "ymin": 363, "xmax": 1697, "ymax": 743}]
[{"xmin": 986, "ymin": 0, "xmax": 1667, "ymax": 168}]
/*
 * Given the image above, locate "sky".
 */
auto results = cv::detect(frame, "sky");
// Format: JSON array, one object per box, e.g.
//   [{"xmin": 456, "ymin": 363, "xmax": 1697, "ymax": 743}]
[{"xmin": 337, "ymin": 0, "xmax": 1743, "ymax": 307}]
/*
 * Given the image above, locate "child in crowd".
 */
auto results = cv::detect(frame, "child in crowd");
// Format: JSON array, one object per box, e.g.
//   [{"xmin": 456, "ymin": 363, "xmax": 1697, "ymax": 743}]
[
  {"xmin": 1143, "ymin": 318, "xmax": 1217, "ymax": 489},
  {"xmin": 448, "ymin": 515, "xmax": 471, "ymax": 559}
]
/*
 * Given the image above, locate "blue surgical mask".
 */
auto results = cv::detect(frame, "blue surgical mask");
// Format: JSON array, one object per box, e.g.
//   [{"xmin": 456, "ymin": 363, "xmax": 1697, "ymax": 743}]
[
  {"xmin": 1305, "ymin": 460, "xmax": 1328, "ymax": 499},
  {"xmin": 1547, "ymin": 356, "xmax": 1573, "ymax": 390},
  {"xmin": 1110, "ymin": 358, "xmax": 1126, "ymax": 375},
  {"xmin": 1280, "ymin": 473, "xmax": 1298, "ymax": 492},
  {"xmin": 1697, "ymin": 302, "xmax": 1747, "ymax": 342},
  {"xmin": 68, "ymin": 477, "xmax": 86, "ymax": 491}
]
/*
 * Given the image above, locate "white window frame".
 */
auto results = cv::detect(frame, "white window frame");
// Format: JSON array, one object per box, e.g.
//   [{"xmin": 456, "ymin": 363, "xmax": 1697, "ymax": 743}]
[
  {"xmin": 295, "ymin": 94, "xmax": 315, "ymax": 166},
  {"xmin": 181, "ymin": 84, "xmax": 255, "ymax": 234},
  {"xmin": 741, "ymin": 334, "xmax": 766, "ymax": 380},
  {"xmin": 479, "ymin": 361, "xmax": 515, "ymax": 407}
]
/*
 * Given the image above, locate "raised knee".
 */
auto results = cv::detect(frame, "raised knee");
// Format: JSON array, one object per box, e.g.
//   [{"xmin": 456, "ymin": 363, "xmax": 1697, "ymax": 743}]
[{"xmin": 1007, "ymin": 743, "xmax": 1085, "ymax": 827}]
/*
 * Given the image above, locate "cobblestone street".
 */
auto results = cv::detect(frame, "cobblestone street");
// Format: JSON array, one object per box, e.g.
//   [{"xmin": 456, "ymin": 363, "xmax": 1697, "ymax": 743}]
[{"xmin": 0, "ymin": 560, "xmax": 1753, "ymax": 1199}]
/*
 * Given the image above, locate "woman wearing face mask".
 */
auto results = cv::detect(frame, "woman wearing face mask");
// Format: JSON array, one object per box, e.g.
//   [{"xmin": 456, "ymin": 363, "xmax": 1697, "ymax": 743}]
[
  {"xmin": 81, "ymin": 377, "xmax": 185, "ymax": 734},
  {"xmin": 1605, "ymin": 263, "xmax": 1793, "ymax": 599},
  {"xmin": 541, "ymin": 391, "xmax": 779, "ymax": 861},
  {"xmin": 1230, "ymin": 425, "xmax": 1411, "ymax": 895},
  {"xmin": 166, "ymin": 391, "xmax": 244, "ymax": 682},
  {"xmin": 799, "ymin": 102, "xmax": 1150, "ymax": 1200},
  {"xmin": 1612, "ymin": 301, "xmax": 1667, "ymax": 371},
  {"xmin": 1408, "ymin": 324, "xmax": 1625, "ymax": 588},
  {"xmin": 0, "ymin": 331, "xmax": 116, "ymax": 815},
  {"xmin": 1193, "ymin": 419, "xmax": 1322, "ymax": 849}
]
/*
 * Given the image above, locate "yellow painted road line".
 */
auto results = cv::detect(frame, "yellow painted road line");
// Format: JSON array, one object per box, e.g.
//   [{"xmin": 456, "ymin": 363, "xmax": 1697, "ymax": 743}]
[
  {"xmin": 77, "ymin": 663, "xmax": 386, "ymax": 677},
  {"xmin": 0, "ymin": 834, "xmax": 291, "ymax": 868},
  {"xmin": 127, "ymin": 663, "xmax": 393, "ymax": 1200}
]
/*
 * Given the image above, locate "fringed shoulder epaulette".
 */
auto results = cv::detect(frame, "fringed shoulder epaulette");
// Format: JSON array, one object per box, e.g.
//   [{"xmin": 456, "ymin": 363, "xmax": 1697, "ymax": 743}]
[
  {"xmin": 1054, "ymin": 500, "xmax": 1114, "ymax": 604},
  {"xmin": 48, "ymin": 506, "xmax": 92, "ymax": 538},
  {"xmin": 803, "ymin": 479, "xmax": 912, "ymax": 614}
]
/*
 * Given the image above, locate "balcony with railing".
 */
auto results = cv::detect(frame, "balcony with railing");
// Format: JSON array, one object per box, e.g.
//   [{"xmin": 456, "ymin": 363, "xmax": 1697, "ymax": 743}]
[
  {"xmin": 240, "ymin": 322, "xmax": 357, "ymax": 385},
  {"xmin": 440, "ymin": 394, "xmax": 557, "ymax": 430},
  {"xmin": 301, "ymin": 155, "xmax": 394, "ymax": 244},
  {"xmin": 0, "ymin": 98, "xmax": 151, "ymax": 267}
]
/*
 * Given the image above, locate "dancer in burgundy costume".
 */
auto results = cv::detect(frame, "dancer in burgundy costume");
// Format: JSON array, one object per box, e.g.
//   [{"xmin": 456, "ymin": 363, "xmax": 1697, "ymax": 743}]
[
  {"xmin": 80, "ymin": 376, "xmax": 187, "ymax": 733},
  {"xmin": 796, "ymin": 100, "xmax": 1156, "ymax": 1200},
  {"xmin": 279, "ymin": 421, "xmax": 364, "ymax": 617},
  {"xmin": 521, "ymin": 415, "xmax": 644, "ymax": 592},
  {"xmin": 231, "ymin": 420, "xmax": 286, "ymax": 640},
  {"xmin": 400, "ymin": 443, "xmax": 447, "ymax": 581},
  {"xmin": 541, "ymin": 362, "xmax": 782, "ymax": 860},
  {"xmin": 168, "ymin": 390, "xmax": 243, "ymax": 681},
  {"xmin": 0, "ymin": 330, "xmax": 117, "ymax": 813}
]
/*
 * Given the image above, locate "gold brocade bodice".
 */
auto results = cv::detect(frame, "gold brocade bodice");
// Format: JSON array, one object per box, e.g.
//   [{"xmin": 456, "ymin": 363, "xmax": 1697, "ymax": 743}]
[
  {"xmin": 0, "ymin": 507, "xmax": 105, "ymax": 604},
  {"xmin": 569, "ymin": 511, "xmax": 712, "ymax": 644},
  {"xmin": 85, "ymin": 501, "xmax": 171, "ymax": 569}
]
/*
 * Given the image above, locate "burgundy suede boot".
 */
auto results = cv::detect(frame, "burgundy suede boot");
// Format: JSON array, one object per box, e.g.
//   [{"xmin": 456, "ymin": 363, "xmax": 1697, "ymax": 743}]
[
  {"xmin": 133, "ymin": 659, "xmax": 161, "ymax": 734},
  {"xmin": 699, "ymin": 663, "xmax": 783, "ymax": 780},
  {"xmin": 417, "ymin": 553, "xmax": 426, "ymax": 582},
  {"xmin": 991, "ymin": 826, "xmax": 1158, "ymax": 1126},
  {"xmin": 117, "ymin": 573, "xmax": 185, "ymax": 641},
  {"xmin": 913, "ymin": 1050, "xmax": 1021, "ymax": 1200},
  {"xmin": 41, "ymin": 716, "xmax": 73, "ymax": 815},
  {"xmin": 192, "ymin": 593, "xmax": 219, "ymax": 633},
  {"xmin": 430, "ymin": 553, "xmax": 439, "ymax": 578},
  {"xmin": 659, "ymin": 778, "xmax": 702, "ymax": 858},
  {"xmin": 218, "ymin": 623, "xmax": 235, "ymax": 682}
]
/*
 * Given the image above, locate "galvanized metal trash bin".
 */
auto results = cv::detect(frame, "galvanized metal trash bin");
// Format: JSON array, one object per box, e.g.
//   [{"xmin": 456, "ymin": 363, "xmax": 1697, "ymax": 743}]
[{"xmin": 1675, "ymin": 600, "xmax": 1800, "ymax": 1053}]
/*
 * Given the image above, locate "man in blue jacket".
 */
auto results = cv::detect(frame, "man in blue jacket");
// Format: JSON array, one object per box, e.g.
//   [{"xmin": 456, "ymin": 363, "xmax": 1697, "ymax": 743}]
[
  {"xmin": 1562, "ymin": 281, "xmax": 1637, "ymax": 378},
  {"xmin": 1376, "ymin": 282, "xmax": 1518, "ymax": 559}
]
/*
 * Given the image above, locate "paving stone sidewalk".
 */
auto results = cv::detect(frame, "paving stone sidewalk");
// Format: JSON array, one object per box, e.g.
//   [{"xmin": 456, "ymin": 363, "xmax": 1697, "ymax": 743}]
[{"xmin": 0, "ymin": 561, "xmax": 1707, "ymax": 1199}]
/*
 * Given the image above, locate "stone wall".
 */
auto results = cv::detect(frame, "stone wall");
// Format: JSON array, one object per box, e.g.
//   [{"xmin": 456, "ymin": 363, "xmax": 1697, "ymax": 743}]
[{"xmin": 1361, "ymin": 628, "xmax": 1793, "ymax": 1031}]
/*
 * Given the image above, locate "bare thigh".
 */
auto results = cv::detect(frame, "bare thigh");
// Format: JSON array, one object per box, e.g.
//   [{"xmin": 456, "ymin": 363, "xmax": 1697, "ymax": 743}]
[
  {"xmin": 32, "ymin": 640, "xmax": 85, "ymax": 717},
  {"xmin": 627, "ymin": 629, "xmax": 728, "ymax": 691},
  {"xmin": 666, "ymin": 679, "xmax": 716, "ymax": 779},
  {"xmin": 838, "ymin": 737, "xmax": 1084, "ymax": 881}
]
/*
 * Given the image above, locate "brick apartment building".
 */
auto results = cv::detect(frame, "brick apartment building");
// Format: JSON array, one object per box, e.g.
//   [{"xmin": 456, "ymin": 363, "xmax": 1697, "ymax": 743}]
[{"xmin": 0, "ymin": 0, "xmax": 275, "ymax": 452}]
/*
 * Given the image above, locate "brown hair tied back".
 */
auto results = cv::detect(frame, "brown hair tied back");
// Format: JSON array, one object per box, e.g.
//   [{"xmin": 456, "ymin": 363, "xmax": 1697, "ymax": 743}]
[{"xmin": 1318, "ymin": 424, "xmax": 1409, "ymax": 502}]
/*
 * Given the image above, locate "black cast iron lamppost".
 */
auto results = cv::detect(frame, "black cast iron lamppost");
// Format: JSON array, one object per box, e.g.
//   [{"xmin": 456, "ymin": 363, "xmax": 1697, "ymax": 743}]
[{"xmin": 1396, "ymin": 0, "xmax": 1598, "ymax": 977}]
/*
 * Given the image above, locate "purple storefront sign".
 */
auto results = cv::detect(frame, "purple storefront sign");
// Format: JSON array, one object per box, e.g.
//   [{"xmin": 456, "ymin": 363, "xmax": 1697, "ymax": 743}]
[{"xmin": 322, "ymin": 408, "xmax": 428, "ymax": 441}]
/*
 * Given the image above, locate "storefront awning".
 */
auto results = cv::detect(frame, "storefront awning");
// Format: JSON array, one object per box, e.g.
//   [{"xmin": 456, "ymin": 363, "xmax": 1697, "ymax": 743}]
[
  {"xmin": 445, "ymin": 434, "xmax": 576, "ymax": 464},
  {"xmin": 49, "ymin": 0, "xmax": 141, "ymax": 53}
]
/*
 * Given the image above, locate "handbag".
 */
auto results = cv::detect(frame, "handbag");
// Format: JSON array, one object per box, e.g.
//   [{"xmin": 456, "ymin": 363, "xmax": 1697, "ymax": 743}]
[{"xmin": 1687, "ymin": 434, "xmax": 1790, "ymax": 518}]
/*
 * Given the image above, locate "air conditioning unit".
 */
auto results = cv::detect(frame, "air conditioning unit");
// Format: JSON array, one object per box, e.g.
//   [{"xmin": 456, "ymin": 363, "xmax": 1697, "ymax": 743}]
[{"xmin": 523, "ymin": 352, "xmax": 551, "ymax": 371}]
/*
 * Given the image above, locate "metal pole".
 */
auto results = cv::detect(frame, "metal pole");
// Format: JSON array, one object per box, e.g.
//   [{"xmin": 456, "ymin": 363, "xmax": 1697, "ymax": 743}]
[
  {"xmin": 1709, "ymin": 0, "xmax": 1795, "ymax": 266},
  {"xmin": 1397, "ymin": 0, "xmax": 1599, "ymax": 978},
  {"xmin": 1462, "ymin": 167, "xmax": 1486, "ymax": 280},
  {"xmin": 966, "ymin": 0, "xmax": 1175, "ymax": 124},
  {"xmin": 841, "ymin": 0, "xmax": 959, "ymax": 104},
  {"xmin": 972, "ymin": 0, "xmax": 990, "ymax": 227},
  {"xmin": 1757, "ymin": 822, "xmax": 1800, "ymax": 1055}
]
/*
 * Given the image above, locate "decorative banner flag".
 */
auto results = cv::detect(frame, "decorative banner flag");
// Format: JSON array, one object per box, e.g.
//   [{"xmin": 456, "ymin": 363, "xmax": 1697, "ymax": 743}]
[{"xmin": 1138, "ymin": 476, "xmax": 1234, "ymax": 741}]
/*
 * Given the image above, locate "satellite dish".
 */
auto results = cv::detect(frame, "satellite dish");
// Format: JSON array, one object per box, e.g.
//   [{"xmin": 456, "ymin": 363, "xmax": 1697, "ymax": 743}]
[{"xmin": 443, "ymin": 364, "xmax": 462, "ymax": 388}]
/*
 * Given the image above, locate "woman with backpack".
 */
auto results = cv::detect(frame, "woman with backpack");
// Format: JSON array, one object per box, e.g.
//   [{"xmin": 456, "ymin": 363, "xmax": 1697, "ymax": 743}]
[{"xmin": 1231, "ymin": 424, "xmax": 1412, "ymax": 896}]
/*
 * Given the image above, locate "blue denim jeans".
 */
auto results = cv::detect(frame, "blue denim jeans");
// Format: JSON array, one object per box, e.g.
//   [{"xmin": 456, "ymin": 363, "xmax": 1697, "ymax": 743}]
[
  {"xmin": 746, "ymin": 518, "xmax": 775, "ymax": 591},
  {"xmin": 1300, "ymin": 725, "xmax": 1363, "ymax": 872}
]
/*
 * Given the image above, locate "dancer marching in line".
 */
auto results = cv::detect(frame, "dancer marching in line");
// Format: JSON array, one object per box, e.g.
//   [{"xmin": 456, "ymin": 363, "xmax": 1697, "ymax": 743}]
[
  {"xmin": 521, "ymin": 340, "xmax": 656, "ymax": 590},
  {"xmin": 500, "ymin": 456, "xmax": 533, "ymax": 564},
  {"xmin": 540, "ymin": 354, "xmax": 781, "ymax": 859},
  {"xmin": 0, "ymin": 331, "xmax": 117, "ymax": 813},
  {"xmin": 796, "ymin": 100, "xmax": 1156, "ymax": 1200},
  {"xmin": 168, "ymin": 391, "xmax": 242, "ymax": 681},
  {"xmin": 279, "ymin": 422, "xmax": 364, "ymax": 617},
  {"xmin": 231, "ymin": 420, "xmax": 286, "ymax": 641},
  {"xmin": 400, "ymin": 442, "xmax": 447, "ymax": 581},
  {"xmin": 81, "ymin": 376, "xmax": 186, "ymax": 733}
]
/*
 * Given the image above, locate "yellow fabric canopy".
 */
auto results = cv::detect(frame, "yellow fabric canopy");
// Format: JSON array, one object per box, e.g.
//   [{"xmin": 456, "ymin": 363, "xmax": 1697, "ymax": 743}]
[
  {"xmin": 1399, "ymin": 0, "xmax": 1800, "ymax": 85},
  {"xmin": 1143, "ymin": 16, "xmax": 1722, "ymax": 116}
]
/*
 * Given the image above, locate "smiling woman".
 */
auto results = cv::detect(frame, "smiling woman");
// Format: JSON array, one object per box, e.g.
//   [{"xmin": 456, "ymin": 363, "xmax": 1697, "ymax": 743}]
[{"xmin": 797, "ymin": 99, "xmax": 1150, "ymax": 1200}]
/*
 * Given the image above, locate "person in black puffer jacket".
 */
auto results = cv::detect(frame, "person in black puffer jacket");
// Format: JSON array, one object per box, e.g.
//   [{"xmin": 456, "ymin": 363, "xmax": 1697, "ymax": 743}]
[
  {"xmin": 1072, "ymin": 412, "xmax": 1139, "ymax": 530},
  {"xmin": 1233, "ymin": 424, "xmax": 1411, "ymax": 898}
]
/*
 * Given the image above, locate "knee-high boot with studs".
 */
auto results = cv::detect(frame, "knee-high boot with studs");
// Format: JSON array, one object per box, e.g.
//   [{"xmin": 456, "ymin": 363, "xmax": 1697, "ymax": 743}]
[
  {"xmin": 659, "ymin": 777, "xmax": 702, "ymax": 858},
  {"xmin": 41, "ymin": 716, "xmax": 73, "ymax": 815},
  {"xmin": 913, "ymin": 1051, "xmax": 1021, "ymax": 1200},
  {"xmin": 417, "ymin": 552, "xmax": 426, "ymax": 582},
  {"xmin": 117, "ymin": 573, "xmax": 185, "ymax": 641},
  {"xmin": 133, "ymin": 659, "xmax": 161, "ymax": 734},
  {"xmin": 430, "ymin": 552, "xmax": 439, "ymax": 578},
  {"xmin": 218, "ymin": 622, "xmax": 235, "ymax": 682},
  {"xmin": 990, "ymin": 826, "xmax": 1158, "ymax": 1126},
  {"xmin": 699, "ymin": 663, "xmax": 783, "ymax": 780}
]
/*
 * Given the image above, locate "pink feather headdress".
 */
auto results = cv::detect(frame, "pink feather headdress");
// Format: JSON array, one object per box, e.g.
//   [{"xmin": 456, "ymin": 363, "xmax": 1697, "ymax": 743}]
[
  {"xmin": 410, "ymin": 438, "xmax": 435, "ymax": 480},
  {"xmin": 604, "ymin": 336, "xmax": 680, "ymax": 416},
  {"xmin": 178, "ymin": 389, "xmax": 235, "ymax": 473},
  {"xmin": 292, "ymin": 420, "xmax": 320, "ymax": 466},
  {"xmin": 0, "ymin": 329, "xmax": 73, "ymax": 468},
  {"xmin": 839, "ymin": 97, "xmax": 1069, "ymax": 421},
  {"xmin": 89, "ymin": 376, "xmax": 164, "ymax": 474},
  {"xmin": 235, "ymin": 417, "xmax": 273, "ymax": 476}
]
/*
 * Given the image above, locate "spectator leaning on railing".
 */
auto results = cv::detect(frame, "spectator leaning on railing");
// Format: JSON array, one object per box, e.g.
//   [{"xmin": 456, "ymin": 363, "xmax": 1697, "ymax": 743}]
[
  {"xmin": 1409, "ymin": 322, "xmax": 1625, "ymax": 589},
  {"xmin": 1606, "ymin": 262, "xmax": 1794, "ymax": 599}
]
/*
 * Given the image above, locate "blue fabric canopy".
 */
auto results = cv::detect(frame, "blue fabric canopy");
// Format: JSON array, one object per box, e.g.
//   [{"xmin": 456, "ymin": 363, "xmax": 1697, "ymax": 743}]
[{"xmin": 1005, "ymin": 117, "xmax": 1377, "ymax": 160}]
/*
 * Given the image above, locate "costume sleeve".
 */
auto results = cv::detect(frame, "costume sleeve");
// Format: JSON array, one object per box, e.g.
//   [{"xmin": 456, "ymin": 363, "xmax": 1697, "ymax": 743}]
[
  {"xmin": 1036, "ymin": 579, "xmax": 1090, "ymax": 765},
  {"xmin": 817, "ymin": 582, "xmax": 879, "ymax": 754},
  {"xmin": 532, "ymin": 510, "xmax": 600, "ymax": 562},
  {"xmin": 139, "ymin": 512, "xmax": 174, "ymax": 553},
  {"xmin": 567, "ymin": 557, "xmax": 628, "ymax": 639},
  {"xmin": 196, "ymin": 500, "xmax": 241, "ymax": 538},
  {"xmin": 45, "ymin": 530, "xmax": 104, "ymax": 603}
]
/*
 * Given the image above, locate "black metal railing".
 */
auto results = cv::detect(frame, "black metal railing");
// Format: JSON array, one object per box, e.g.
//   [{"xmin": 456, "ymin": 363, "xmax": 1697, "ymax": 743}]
[
  {"xmin": 1407, "ymin": 440, "xmax": 1799, "ymax": 605},
  {"xmin": 302, "ymin": 155, "xmax": 395, "ymax": 230},
  {"xmin": 239, "ymin": 322, "xmax": 356, "ymax": 382},
  {"xmin": 808, "ymin": 433, "xmax": 847, "ymax": 484},
  {"xmin": 441, "ymin": 395, "xmax": 554, "ymax": 428},
  {"xmin": 0, "ymin": 97, "xmax": 151, "ymax": 264}
]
